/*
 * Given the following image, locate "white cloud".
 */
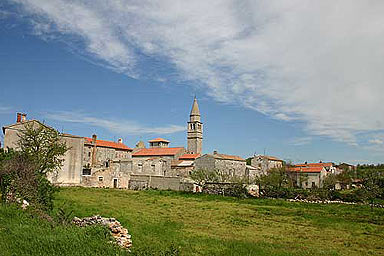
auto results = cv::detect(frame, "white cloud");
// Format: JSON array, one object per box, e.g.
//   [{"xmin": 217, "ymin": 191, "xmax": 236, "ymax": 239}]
[
  {"xmin": 369, "ymin": 139, "xmax": 384, "ymax": 145},
  {"xmin": 0, "ymin": 106, "xmax": 13, "ymax": 114},
  {"xmin": 289, "ymin": 137, "xmax": 312, "ymax": 146},
  {"xmin": 45, "ymin": 111, "xmax": 185, "ymax": 135},
  {"xmin": 8, "ymin": 0, "xmax": 384, "ymax": 146}
]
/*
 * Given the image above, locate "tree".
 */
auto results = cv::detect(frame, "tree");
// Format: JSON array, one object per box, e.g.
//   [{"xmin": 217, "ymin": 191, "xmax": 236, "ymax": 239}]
[
  {"xmin": 17, "ymin": 123, "xmax": 68, "ymax": 175},
  {"xmin": 0, "ymin": 123, "xmax": 68, "ymax": 211}
]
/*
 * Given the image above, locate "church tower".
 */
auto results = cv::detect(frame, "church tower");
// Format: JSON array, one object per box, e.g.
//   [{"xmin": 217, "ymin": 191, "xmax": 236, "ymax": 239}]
[{"xmin": 187, "ymin": 97, "xmax": 203, "ymax": 154}]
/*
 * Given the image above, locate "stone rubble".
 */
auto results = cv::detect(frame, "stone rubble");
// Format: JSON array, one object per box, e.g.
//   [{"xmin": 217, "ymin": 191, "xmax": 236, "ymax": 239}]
[
  {"xmin": 287, "ymin": 198, "xmax": 384, "ymax": 208},
  {"xmin": 72, "ymin": 215, "xmax": 132, "ymax": 250}
]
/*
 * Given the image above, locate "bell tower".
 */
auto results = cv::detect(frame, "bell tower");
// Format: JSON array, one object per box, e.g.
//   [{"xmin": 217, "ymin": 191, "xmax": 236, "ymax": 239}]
[{"xmin": 187, "ymin": 97, "xmax": 203, "ymax": 154}]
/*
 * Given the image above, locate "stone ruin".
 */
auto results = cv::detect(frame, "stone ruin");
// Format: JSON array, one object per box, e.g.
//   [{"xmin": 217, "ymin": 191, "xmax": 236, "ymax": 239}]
[{"xmin": 72, "ymin": 215, "xmax": 132, "ymax": 250}]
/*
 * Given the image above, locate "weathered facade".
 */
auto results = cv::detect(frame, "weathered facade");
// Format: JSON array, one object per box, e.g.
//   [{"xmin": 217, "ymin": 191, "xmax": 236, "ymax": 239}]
[
  {"xmin": 250, "ymin": 155, "xmax": 284, "ymax": 175},
  {"xmin": 288, "ymin": 166, "xmax": 328, "ymax": 188},
  {"xmin": 194, "ymin": 151, "xmax": 247, "ymax": 179},
  {"xmin": 1, "ymin": 99, "xmax": 207, "ymax": 191},
  {"xmin": 2, "ymin": 114, "xmax": 134, "ymax": 188}
]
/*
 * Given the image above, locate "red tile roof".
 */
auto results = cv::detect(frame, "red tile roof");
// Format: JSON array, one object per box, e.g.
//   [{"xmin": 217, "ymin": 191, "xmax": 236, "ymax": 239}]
[
  {"xmin": 148, "ymin": 138, "xmax": 170, "ymax": 143},
  {"xmin": 212, "ymin": 153, "xmax": 245, "ymax": 161},
  {"xmin": 84, "ymin": 137, "xmax": 132, "ymax": 151},
  {"xmin": 295, "ymin": 162, "xmax": 333, "ymax": 167},
  {"xmin": 288, "ymin": 166, "xmax": 324, "ymax": 173},
  {"xmin": 133, "ymin": 147, "xmax": 184, "ymax": 157},
  {"xmin": 179, "ymin": 153, "xmax": 200, "ymax": 160}
]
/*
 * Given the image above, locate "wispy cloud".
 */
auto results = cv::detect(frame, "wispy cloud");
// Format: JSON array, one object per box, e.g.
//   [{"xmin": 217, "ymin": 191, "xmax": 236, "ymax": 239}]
[
  {"xmin": 0, "ymin": 106, "xmax": 13, "ymax": 114},
  {"xmin": 7, "ymin": 0, "xmax": 384, "ymax": 147},
  {"xmin": 288, "ymin": 137, "xmax": 312, "ymax": 146},
  {"xmin": 45, "ymin": 111, "xmax": 185, "ymax": 135}
]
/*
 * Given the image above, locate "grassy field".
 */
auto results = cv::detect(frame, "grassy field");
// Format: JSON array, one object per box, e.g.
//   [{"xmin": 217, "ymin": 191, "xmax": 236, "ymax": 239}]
[{"xmin": 1, "ymin": 187, "xmax": 384, "ymax": 255}]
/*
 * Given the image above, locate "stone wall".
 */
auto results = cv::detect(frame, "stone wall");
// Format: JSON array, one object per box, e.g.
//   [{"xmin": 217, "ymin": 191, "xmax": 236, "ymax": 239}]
[{"xmin": 128, "ymin": 174, "xmax": 184, "ymax": 191}]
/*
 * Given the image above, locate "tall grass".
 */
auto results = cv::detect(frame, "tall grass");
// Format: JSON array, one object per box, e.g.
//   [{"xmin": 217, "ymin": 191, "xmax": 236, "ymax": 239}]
[{"xmin": 1, "ymin": 187, "xmax": 383, "ymax": 255}]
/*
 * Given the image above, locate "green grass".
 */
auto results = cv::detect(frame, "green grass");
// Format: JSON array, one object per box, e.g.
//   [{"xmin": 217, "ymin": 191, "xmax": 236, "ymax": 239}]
[{"xmin": 2, "ymin": 187, "xmax": 384, "ymax": 255}]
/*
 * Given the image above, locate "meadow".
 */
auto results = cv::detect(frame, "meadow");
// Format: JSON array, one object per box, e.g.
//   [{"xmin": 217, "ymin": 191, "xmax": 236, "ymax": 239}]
[{"xmin": 1, "ymin": 187, "xmax": 384, "ymax": 255}]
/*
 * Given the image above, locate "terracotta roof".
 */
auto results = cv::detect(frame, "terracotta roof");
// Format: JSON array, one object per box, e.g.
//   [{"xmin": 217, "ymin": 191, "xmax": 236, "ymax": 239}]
[
  {"xmin": 148, "ymin": 138, "xmax": 170, "ymax": 143},
  {"xmin": 288, "ymin": 166, "xmax": 324, "ymax": 173},
  {"xmin": 179, "ymin": 153, "xmax": 200, "ymax": 160},
  {"xmin": 295, "ymin": 162, "xmax": 333, "ymax": 168},
  {"xmin": 212, "ymin": 153, "xmax": 245, "ymax": 161},
  {"xmin": 84, "ymin": 137, "xmax": 132, "ymax": 151},
  {"xmin": 133, "ymin": 147, "xmax": 184, "ymax": 157},
  {"xmin": 256, "ymin": 155, "xmax": 283, "ymax": 161}
]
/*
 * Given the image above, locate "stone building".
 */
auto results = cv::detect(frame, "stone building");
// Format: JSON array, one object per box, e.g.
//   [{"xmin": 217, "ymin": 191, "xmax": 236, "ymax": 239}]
[
  {"xmin": 2, "ymin": 98, "xmax": 205, "ymax": 191},
  {"xmin": 187, "ymin": 97, "xmax": 203, "ymax": 154},
  {"xmin": 132, "ymin": 138, "xmax": 185, "ymax": 176},
  {"xmin": 2, "ymin": 114, "xmax": 133, "ymax": 188},
  {"xmin": 194, "ymin": 151, "xmax": 247, "ymax": 179},
  {"xmin": 80, "ymin": 135, "xmax": 133, "ymax": 188},
  {"xmin": 287, "ymin": 166, "xmax": 328, "ymax": 189},
  {"xmin": 250, "ymin": 155, "xmax": 284, "ymax": 175},
  {"xmin": 171, "ymin": 153, "xmax": 200, "ymax": 178}
]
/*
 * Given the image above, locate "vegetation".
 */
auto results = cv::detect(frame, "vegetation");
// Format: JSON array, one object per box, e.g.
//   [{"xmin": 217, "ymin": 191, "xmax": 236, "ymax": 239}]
[
  {"xmin": 0, "ymin": 205, "xmax": 128, "ymax": 256},
  {"xmin": 3, "ymin": 187, "xmax": 382, "ymax": 255},
  {"xmin": 0, "ymin": 123, "xmax": 68, "ymax": 211}
]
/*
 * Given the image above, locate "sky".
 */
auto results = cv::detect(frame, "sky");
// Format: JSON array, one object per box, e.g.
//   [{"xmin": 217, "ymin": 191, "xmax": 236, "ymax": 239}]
[{"xmin": 1, "ymin": 0, "xmax": 384, "ymax": 164}]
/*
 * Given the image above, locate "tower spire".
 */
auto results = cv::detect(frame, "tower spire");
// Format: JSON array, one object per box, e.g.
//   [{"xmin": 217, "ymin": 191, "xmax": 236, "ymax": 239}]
[
  {"xmin": 190, "ymin": 97, "xmax": 200, "ymax": 117},
  {"xmin": 187, "ymin": 97, "xmax": 203, "ymax": 154}
]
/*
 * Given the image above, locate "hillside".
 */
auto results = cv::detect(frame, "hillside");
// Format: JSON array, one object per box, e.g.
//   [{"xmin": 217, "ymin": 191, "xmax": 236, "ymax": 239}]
[{"xmin": 1, "ymin": 187, "xmax": 384, "ymax": 255}]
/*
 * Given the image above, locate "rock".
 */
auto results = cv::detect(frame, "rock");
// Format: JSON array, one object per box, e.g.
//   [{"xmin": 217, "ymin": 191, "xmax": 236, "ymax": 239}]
[{"xmin": 72, "ymin": 215, "xmax": 132, "ymax": 250}]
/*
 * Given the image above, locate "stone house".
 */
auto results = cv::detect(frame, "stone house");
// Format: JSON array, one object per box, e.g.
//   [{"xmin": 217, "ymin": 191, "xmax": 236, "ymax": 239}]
[
  {"xmin": 132, "ymin": 138, "xmax": 185, "ymax": 176},
  {"xmin": 2, "ymin": 113, "xmax": 133, "ymax": 188},
  {"xmin": 194, "ymin": 151, "xmax": 247, "ymax": 179},
  {"xmin": 171, "ymin": 153, "xmax": 200, "ymax": 178},
  {"xmin": 295, "ymin": 162, "xmax": 337, "ymax": 174},
  {"xmin": 287, "ymin": 166, "xmax": 328, "ymax": 188},
  {"xmin": 250, "ymin": 155, "xmax": 284, "ymax": 175}
]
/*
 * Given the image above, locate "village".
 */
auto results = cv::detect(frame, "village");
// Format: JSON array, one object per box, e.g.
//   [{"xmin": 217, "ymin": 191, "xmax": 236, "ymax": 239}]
[{"xmin": 1, "ymin": 98, "xmax": 356, "ymax": 194}]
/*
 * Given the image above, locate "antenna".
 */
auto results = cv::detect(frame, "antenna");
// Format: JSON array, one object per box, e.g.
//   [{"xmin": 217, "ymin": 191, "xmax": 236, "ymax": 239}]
[{"xmin": 263, "ymin": 148, "xmax": 266, "ymax": 156}]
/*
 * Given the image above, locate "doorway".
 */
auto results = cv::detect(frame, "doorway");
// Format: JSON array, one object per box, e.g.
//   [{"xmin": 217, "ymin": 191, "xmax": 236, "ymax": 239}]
[{"xmin": 113, "ymin": 178, "xmax": 118, "ymax": 188}]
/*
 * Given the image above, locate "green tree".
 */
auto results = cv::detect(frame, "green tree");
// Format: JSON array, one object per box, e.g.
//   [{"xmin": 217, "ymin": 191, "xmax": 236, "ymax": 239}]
[
  {"xmin": 17, "ymin": 123, "xmax": 68, "ymax": 175},
  {"xmin": 0, "ymin": 123, "xmax": 68, "ymax": 211}
]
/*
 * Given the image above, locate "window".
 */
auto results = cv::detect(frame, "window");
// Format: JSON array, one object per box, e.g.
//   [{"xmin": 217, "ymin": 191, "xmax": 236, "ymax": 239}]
[
  {"xmin": 105, "ymin": 161, "xmax": 109, "ymax": 168},
  {"xmin": 98, "ymin": 176, "xmax": 103, "ymax": 182},
  {"xmin": 82, "ymin": 168, "xmax": 91, "ymax": 176},
  {"xmin": 305, "ymin": 181, "xmax": 308, "ymax": 187},
  {"xmin": 151, "ymin": 164, "xmax": 155, "ymax": 172},
  {"xmin": 138, "ymin": 163, "xmax": 143, "ymax": 172},
  {"xmin": 312, "ymin": 182, "xmax": 316, "ymax": 188},
  {"xmin": 88, "ymin": 152, "xmax": 91, "ymax": 157}
]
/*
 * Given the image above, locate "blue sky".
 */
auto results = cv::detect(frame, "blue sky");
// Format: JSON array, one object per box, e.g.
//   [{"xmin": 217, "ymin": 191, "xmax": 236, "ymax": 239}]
[{"xmin": 1, "ymin": 1, "xmax": 384, "ymax": 164}]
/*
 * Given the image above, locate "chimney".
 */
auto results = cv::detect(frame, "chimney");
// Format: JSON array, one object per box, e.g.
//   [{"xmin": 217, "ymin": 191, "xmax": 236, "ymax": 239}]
[
  {"xmin": 118, "ymin": 138, "xmax": 123, "ymax": 144},
  {"xmin": 91, "ymin": 134, "xmax": 97, "ymax": 167},
  {"xmin": 16, "ymin": 113, "xmax": 22, "ymax": 123},
  {"xmin": 21, "ymin": 113, "xmax": 27, "ymax": 122},
  {"xmin": 213, "ymin": 150, "xmax": 218, "ymax": 155},
  {"xmin": 92, "ymin": 134, "xmax": 97, "ymax": 144}
]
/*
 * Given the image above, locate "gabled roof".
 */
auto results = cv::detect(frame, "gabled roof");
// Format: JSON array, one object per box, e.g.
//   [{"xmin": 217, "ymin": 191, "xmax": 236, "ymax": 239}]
[
  {"xmin": 255, "ymin": 155, "xmax": 284, "ymax": 162},
  {"xmin": 84, "ymin": 137, "xmax": 132, "ymax": 151},
  {"xmin": 288, "ymin": 166, "xmax": 324, "ymax": 173},
  {"xmin": 148, "ymin": 138, "xmax": 170, "ymax": 143},
  {"xmin": 179, "ymin": 153, "xmax": 200, "ymax": 160},
  {"xmin": 171, "ymin": 160, "xmax": 194, "ymax": 167},
  {"xmin": 2, "ymin": 119, "xmax": 53, "ymax": 134},
  {"xmin": 295, "ymin": 162, "xmax": 334, "ymax": 168},
  {"xmin": 133, "ymin": 147, "xmax": 184, "ymax": 157},
  {"xmin": 204, "ymin": 153, "xmax": 245, "ymax": 162}
]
